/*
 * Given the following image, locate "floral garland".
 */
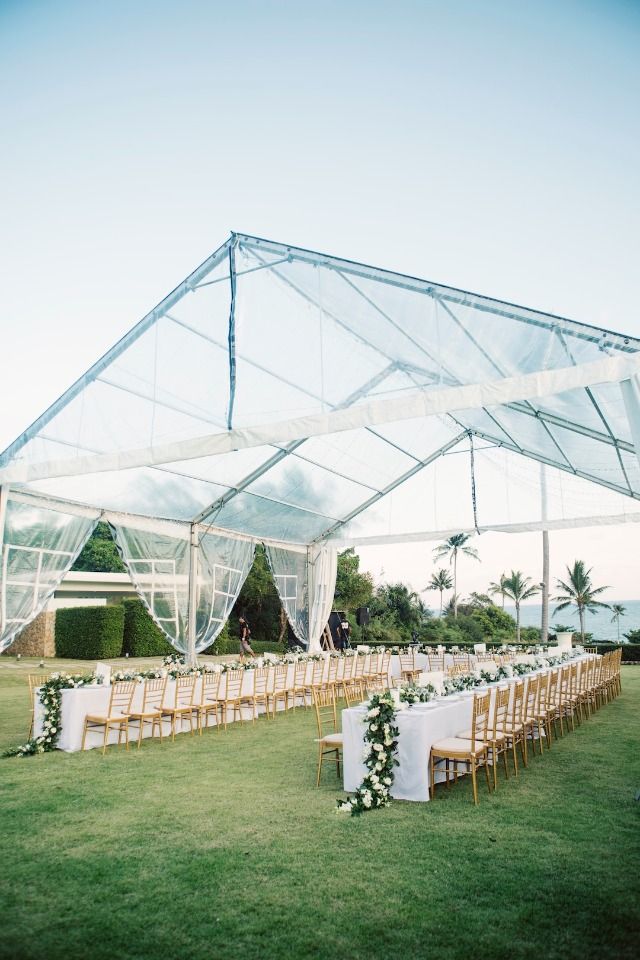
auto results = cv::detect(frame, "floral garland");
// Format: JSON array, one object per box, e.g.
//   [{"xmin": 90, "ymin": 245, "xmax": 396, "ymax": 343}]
[
  {"xmin": 337, "ymin": 691, "xmax": 399, "ymax": 816},
  {"xmin": 4, "ymin": 672, "xmax": 103, "ymax": 758}
]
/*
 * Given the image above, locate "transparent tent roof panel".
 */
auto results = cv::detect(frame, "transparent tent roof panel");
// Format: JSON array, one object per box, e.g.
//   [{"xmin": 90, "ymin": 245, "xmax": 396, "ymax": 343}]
[{"xmin": 2, "ymin": 232, "xmax": 639, "ymax": 544}]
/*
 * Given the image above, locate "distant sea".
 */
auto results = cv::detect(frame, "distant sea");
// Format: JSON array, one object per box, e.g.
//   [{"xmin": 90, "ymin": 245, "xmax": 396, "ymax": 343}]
[{"xmin": 503, "ymin": 600, "xmax": 640, "ymax": 643}]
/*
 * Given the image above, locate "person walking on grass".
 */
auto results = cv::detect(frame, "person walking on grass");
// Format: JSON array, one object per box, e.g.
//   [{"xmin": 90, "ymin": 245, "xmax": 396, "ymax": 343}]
[{"xmin": 238, "ymin": 614, "xmax": 256, "ymax": 659}]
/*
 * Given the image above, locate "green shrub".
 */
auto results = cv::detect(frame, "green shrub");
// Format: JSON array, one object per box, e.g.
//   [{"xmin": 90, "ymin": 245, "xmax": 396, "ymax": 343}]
[
  {"xmin": 589, "ymin": 642, "xmax": 640, "ymax": 663},
  {"xmin": 55, "ymin": 605, "xmax": 124, "ymax": 659},
  {"xmin": 122, "ymin": 599, "xmax": 174, "ymax": 657}
]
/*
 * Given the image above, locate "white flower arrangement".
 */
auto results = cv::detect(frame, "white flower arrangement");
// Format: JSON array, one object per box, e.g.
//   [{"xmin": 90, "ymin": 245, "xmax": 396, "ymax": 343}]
[{"xmin": 337, "ymin": 691, "xmax": 399, "ymax": 817}]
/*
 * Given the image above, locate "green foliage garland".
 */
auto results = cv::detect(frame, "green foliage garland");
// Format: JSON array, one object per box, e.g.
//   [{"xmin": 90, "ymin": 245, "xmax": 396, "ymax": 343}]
[
  {"xmin": 337, "ymin": 691, "xmax": 399, "ymax": 816},
  {"xmin": 4, "ymin": 672, "xmax": 103, "ymax": 757}
]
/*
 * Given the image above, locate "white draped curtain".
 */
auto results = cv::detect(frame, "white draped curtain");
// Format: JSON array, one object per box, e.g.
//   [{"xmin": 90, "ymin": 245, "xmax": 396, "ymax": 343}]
[
  {"xmin": 112, "ymin": 522, "xmax": 255, "ymax": 655},
  {"xmin": 265, "ymin": 542, "xmax": 337, "ymax": 652},
  {"xmin": 0, "ymin": 494, "xmax": 98, "ymax": 653}
]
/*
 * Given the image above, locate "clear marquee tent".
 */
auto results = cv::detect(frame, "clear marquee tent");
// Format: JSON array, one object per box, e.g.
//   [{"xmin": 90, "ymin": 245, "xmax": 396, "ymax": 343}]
[{"xmin": 2, "ymin": 232, "xmax": 640, "ymax": 661}]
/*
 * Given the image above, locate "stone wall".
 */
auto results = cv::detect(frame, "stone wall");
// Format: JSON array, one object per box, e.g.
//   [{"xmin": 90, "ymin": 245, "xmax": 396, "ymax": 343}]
[{"xmin": 6, "ymin": 611, "xmax": 56, "ymax": 657}]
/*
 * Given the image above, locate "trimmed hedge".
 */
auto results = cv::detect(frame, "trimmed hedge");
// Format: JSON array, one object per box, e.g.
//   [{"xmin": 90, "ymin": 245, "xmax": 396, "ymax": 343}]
[
  {"xmin": 589, "ymin": 642, "xmax": 640, "ymax": 663},
  {"xmin": 208, "ymin": 634, "xmax": 284, "ymax": 656},
  {"xmin": 55, "ymin": 605, "xmax": 124, "ymax": 659},
  {"xmin": 122, "ymin": 599, "xmax": 174, "ymax": 658}
]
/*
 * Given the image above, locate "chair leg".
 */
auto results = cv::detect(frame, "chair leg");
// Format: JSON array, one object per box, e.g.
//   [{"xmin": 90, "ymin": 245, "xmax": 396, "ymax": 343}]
[
  {"xmin": 102, "ymin": 722, "xmax": 109, "ymax": 755},
  {"xmin": 82, "ymin": 720, "xmax": 89, "ymax": 752},
  {"xmin": 471, "ymin": 760, "xmax": 479, "ymax": 805},
  {"xmin": 124, "ymin": 721, "xmax": 129, "ymax": 751},
  {"xmin": 502, "ymin": 747, "xmax": 509, "ymax": 781},
  {"xmin": 483, "ymin": 756, "xmax": 492, "ymax": 793},
  {"xmin": 316, "ymin": 745, "xmax": 322, "ymax": 787}
]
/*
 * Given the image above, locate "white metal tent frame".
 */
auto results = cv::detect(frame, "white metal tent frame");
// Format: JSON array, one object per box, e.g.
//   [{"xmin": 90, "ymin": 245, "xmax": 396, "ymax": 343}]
[{"xmin": 1, "ymin": 232, "xmax": 640, "ymax": 660}]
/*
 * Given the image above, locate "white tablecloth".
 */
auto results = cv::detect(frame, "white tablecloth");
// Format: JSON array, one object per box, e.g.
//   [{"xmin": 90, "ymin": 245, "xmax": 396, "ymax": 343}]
[
  {"xmin": 342, "ymin": 655, "xmax": 594, "ymax": 802},
  {"xmin": 34, "ymin": 662, "xmax": 318, "ymax": 752}
]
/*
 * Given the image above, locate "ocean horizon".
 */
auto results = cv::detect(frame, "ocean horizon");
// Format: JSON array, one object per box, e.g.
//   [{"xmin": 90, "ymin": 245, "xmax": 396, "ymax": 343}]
[{"xmin": 503, "ymin": 600, "xmax": 640, "ymax": 643}]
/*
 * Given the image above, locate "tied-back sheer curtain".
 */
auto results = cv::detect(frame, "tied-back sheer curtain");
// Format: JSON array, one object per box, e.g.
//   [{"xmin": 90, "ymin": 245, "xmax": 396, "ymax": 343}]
[
  {"xmin": 112, "ymin": 521, "xmax": 255, "ymax": 654},
  {"xmin": 265, "ymin": 543, "xmax": 337, "ymax": 652},
  {"xmin": 0, "ymin": 495, "xmax": 99, "ymax": 653}
]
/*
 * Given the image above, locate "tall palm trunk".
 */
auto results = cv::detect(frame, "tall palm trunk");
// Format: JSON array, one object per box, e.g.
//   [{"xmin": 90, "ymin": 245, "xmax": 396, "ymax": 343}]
[
  {"xmin": 578, "ymin": 605, "xmax": 585, "ymax": 644},
  {"xmin": 453, "ymin": 550, "xmax": 458, "ymax": 619},
  {"xmin": 617, "ymin": 616, "xmax": 620, "ymax": 642},
  {"xmin": 541, "ymin": 529, "xmax": 549, "ymax": 645},
  {"xmin": 439, "ymin": 589, "xmax": 443, "ymax": 617},
  {"xmin": 516, "ymin": 601, "xmax": 521, "ymax": 643}
]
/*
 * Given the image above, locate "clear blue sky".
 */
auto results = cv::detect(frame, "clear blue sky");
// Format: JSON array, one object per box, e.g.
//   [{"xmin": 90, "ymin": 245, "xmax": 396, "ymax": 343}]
[{"xmin": 1, "ymin": 0, "xmax": 639, "ymax": 599}]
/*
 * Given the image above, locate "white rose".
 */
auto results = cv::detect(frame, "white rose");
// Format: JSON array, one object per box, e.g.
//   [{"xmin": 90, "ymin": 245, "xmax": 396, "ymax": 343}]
[{"xmin": 369, "ymin": 723, "xmax": 378, "ymax": 732}]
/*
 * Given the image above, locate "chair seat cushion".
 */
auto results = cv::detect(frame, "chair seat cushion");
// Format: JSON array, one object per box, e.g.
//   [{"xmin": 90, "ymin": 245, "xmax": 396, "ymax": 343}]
[
  {"xmin": 432, "ymin": 737, "xmax": 486, "ymax": 757},
  {"xmin": 85, "ymin": 713, "xmax": 129, "ymax": 724},
  {"xmin": 317, "ymin": 733, "xmax": 343, "ymax": 745},
  {"xmin": 126, "ymin": 710, "xmax": 162, "ymax": 719}
]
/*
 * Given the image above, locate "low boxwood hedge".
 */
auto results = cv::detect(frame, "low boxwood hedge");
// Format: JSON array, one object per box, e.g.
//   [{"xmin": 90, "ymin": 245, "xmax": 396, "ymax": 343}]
[
  {"xmin": 55, "ymin": 605, "xmax": 124, "ymax": 659},
  {"xmin": 122, "ymin": 599, "xmax": 174, "ymax": 658},
  {"xmin": 589, "ymin": 642, "xmax": 640, "ymax": 663}
]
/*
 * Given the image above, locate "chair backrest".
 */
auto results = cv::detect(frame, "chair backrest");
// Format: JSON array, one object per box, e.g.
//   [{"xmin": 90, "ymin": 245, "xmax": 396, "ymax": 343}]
[
  {"xmin": 537, "ymin": 671, "xmax": 550, "ymax": 709},
  {"xmin": 354, "ymin": 654, "xmax": 366, "ymax": 678},
  {"xmin": 142, "ymin": 677, "xmax": 167, "ymax": 710},
  {"xmin": 312, "ymin": 685, "xmax": 337, "ymax": 738},
  {"xmin": 379, "ymin": 651, "xmax": 391, "ymax": 682},
  {"xmin": 491, "ymin": 686, "xmax": 511, "ymax": 739},
  {"xmin": 510, "ymin": 680, "xmax": 525, "ymax": 724},
  {"xmin": 454, "ymin": 654, "xmax": 471, "ymax": 668},
  {"xmin": 201, "ymin": 672, "xmax": 221, "ymax": 703},
  {"xmin": 449, "ymin": 663, "xmax": 468, "ymax": 677},
  {"xmin": 253, "ymin": 667, "xmax": 270, "ymax": 696},
  {"xmin": 368, "ymin": 653, "xmax": 380, "ymax": 675},
  {"xmin": 311, "ymin": 659, "xmax": 325, "ymax": 687},
  {"xmin": 399, "ymin": 651, "xmax": 415, "ymax": 671},
  {"xmin": 428, "ymin": 655, "xmax": 444, "ymax": 671},
  {"xmin": 294, "ymin": 661, "xmax": 307, "ymax": 685},
  {"xmin": 28, "ymin": 674, "xmax": 49, "ymax": 705},
  {"xmin": 545, "ymin": 669, "xmax": 559, "ymax": 707},
  {"xmin": 172, "ymin": 675, "xmax": 197, "ymax": 707},
  {"xmin": 327, "ymin": 658, "xmax": 338, "ymax": 684},
  {"xmin": 108, "ymin": 680, "xmax": 137, "ymax": 715},
  {"xmin": 273, "ymin": 663, "xmax": 288, "ymax": 692},
  {"xmin": 525, "ymin": 675, "xmax": 539, "ymax": 717},
  {"xmin": 224, "ymin": 669, "xmax": 244, "ymax": 699},
  {"xmin": 470, "ymin": 692, "xmax": 491, "ymax": 749}
]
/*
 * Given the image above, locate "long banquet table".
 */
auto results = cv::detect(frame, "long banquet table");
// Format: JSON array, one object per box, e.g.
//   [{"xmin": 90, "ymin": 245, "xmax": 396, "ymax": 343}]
[{"xmin": 342, "ymin": 654, "xmax": 595, "ymax": 802}]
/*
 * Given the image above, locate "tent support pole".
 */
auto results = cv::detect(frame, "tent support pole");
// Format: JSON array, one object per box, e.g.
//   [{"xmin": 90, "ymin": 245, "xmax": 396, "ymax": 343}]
[
  {"xmin": 540, "ymin": 464, "xmax": 549, "ymax": 645},
  {"xmin": 186, "ymin": 523, "xmax": 199, "ymax": 667},
  {"xmin": 621, "ymin": 376, "xmax": 640, "ymax": 473}
]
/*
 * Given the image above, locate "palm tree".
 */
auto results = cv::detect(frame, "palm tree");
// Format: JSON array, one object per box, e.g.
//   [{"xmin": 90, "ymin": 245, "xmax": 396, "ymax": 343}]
[
  {"xmin": 488, "ymin": 574, "xmax": 508, "ymax": 609},
  {"xmin": 432, "ymin": 534, "xmax": 480, "ymax": 619},
  {"xmin": 610, "ymin": 603, "xmax": 626, "ymax": 643},
  {"xmin": 501, "ymin": 571, "xmax": 540, "ymax": 643},
  {"xmin": 426, "ymin": 568, "xmax": 453, "ymax": 616},
  {"xmin": 553, "ymin": 560, "xmax": 610, "ymax": 644}
]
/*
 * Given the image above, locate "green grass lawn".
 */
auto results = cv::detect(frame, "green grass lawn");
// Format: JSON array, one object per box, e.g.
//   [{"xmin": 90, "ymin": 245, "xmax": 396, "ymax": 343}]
[{"xmin": 1, "ymin": 658, "xmax": 639, "ymax": 960}]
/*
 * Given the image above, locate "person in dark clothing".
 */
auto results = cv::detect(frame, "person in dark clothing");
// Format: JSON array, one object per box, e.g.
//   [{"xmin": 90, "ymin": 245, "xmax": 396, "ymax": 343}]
[{"xmin": 238, "ymin": 614, "xmax": 256, "ymax": 658}]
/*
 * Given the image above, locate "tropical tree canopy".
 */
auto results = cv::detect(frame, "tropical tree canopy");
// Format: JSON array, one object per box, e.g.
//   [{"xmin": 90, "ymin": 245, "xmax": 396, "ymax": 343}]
[
  {"xmin": 333, "ymin": 548, "xmax": 374, "ymax": 612},
  {"xmin": 553, "ymin": 560, "xmax": 610, "ymax": 642}
]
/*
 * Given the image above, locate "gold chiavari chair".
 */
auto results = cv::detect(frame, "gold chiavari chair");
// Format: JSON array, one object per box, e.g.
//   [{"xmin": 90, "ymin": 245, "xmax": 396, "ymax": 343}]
[
  {"xmin": 312, "ymin": 685, "xmax": 342, "ymax": 787},
  {"xmin": 291, "ymin": 660, "xmax": 312, "ymax": 710},
  {"xmin": 268, "ymin": 663, "xmax": 291, "ymax": 718},
  {"xmin": 448, "ymin": 663, "xmax": 469, "ymax": 678},
  {"xmin": 582, "ymin": 657, "xmax": 600, "ymax": 716},
  {"xmin": 431, "ymin": 691, "xmax": 493, "ymax": 805},
  {"xmin": 522, "ymin": 675, "xmax": 543, "ymax": 755},
  {"xmin": 399, "ymin": 650, "xmax": 420, "ymax": 683},
  {"xmin": 197, "ymin": 670, "xmax": 223, "ymax": 732},
  {"xmin": 555, "ymin": 666, "xmax": 571, "ymax": 736},
  {"xmin": 27, "ymin": 674, "xmax": 49, "ymax": 739},
  {"xmin": 534, "ymin": 671, "xmax": 554, "ymax": 748},
  {"xmin": 160, "ymin": 674, "xmax": 198, "ymax": 740},
  {"xmin": 560, "ymin": 663, "xmax": 581, "ymax": 732},
  {"xmin": 219, "ymin": 668, "xmax": 254, "ymax": 728},
  {"xmin": 453, "ymin": 653, "xmax": 471, "ymax": 671},
  {"xmin": 503, "ymin": 679, "xmax": 527, "ymax": 772},
  {"xmin": 311, "ymin": 657, "xmax": 326, "ymax": 694},
  {"xmin": 363, "ymin": 652, "xmax": 380, "ymax": 687},
  {"xmin": 353, "ymin": 653, "xmax": 367, "ymax": 698},
  {"xmin": 428, "ymin": 654, "xmax": 445, "ymax": 672},
  {"xmin": 81, "ymin": 680, "xmax": 137, "ymax": 754},
  {"xmin": 459, "ymin": 685, "xmax": 511, "ymax": 790},
  {"xmin": 252, "ymin": 666, "xmax": 271, "ymax": 720},
  {"xmin": 379, "ymin": 651, "xmax": 391, "ymax": 690},
  {"xmin": 542, "ymin": 669, "xmax": 560, "ymax": 741},
  {"xmin": 125, "ymin": 676, "xmax": 168, "ymax": 747}
]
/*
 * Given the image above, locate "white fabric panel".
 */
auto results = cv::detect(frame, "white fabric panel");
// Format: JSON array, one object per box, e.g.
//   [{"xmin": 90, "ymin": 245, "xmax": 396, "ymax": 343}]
[
  {"xmin": 195, "ymin": 533, "xmax": 255, "ymax": 653},
  {"xmin": 265, "ymin": 544, "xmax": 309, "ymax": 646},
  {"xmin": 307, "ymin": 544, "xmax": 338, "ymax": 653},
  {"xmin": 0, "ymin": 497, "xmax": 98, "ymax": 652},
  {"xmin": 621, "ymin": 375, "xmax": 640, "ymax": 473},
  {"xmin": 5, "ymin": 353, "xmax": 640, "ymax": 484},
  {"xmin": 112, "ymin": 524, "xmax": 190, "ymax": 653}
]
